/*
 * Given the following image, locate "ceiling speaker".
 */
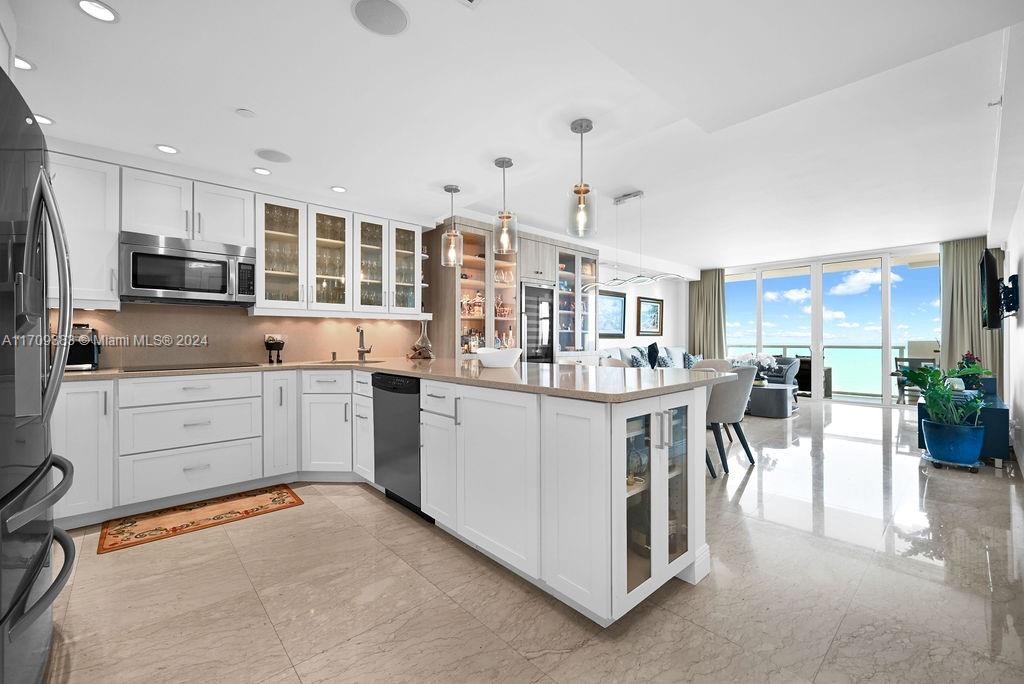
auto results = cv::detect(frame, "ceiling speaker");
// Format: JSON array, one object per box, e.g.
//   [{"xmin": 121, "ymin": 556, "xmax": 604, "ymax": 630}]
[{"xmin": 352, "ymin": 0, "xmax": 409, "ymax": 36}]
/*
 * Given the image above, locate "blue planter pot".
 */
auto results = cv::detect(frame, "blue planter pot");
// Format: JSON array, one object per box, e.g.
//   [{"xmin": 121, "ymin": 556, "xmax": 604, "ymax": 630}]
[{"xmin": 921, "ymin": 420, "xmax": 985, "ymax": 465}]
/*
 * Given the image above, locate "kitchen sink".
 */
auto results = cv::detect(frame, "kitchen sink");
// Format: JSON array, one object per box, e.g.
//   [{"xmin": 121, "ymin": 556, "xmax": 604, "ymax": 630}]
[{"xmin": 315, "ymin": 359, "xmax": 387, "ymax": 364}]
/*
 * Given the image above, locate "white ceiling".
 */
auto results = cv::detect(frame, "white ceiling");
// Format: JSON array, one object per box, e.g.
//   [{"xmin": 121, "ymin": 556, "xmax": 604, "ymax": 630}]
[{"xmin": 12, "ymin": 0, "xmax": 1024, "ymax": 269}]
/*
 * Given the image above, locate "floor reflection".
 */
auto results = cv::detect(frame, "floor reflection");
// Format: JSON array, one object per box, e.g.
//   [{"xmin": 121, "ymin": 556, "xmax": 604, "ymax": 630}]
[{"xmin": 708, "ymin": 400, "xmax": 1024, "ymax": 671}]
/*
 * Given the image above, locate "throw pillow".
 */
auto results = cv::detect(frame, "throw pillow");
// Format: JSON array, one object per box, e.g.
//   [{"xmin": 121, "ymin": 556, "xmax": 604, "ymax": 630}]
[
  {"xmin": 665, "ymin": 346, "xmax": 688, "ymax": 368},
  {"xmin": 647, "ymin": 342, "xmax": 660, "ymax": 368},
  {"xmin": 623, "ymin": 347, "xmax": 647, "ymax": 368},
  {"xmin": 655, "ymin": 352, "xmax": 671, "ymax": 368},
  {"xmin": 684, "ymin": 352, "xmax": 703, "ymax": 369}
]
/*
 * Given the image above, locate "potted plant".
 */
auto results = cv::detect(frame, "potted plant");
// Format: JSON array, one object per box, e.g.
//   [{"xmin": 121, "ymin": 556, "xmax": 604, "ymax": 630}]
[
  {"xmin": 733, "ymin": 352, "xmax": 778, "ymax": 387},
  {"xmin": 901, "ymin": 362, "xmax": 988, "ymax": 471},
  {"xmin": 955, "ymin": 351, "xmax": 996, "ymax": 393}
]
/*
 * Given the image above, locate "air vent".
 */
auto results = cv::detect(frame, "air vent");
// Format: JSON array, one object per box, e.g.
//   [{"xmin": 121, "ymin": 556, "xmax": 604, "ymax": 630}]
[{"xmin": 352, "ymin": 0, "xmax": 409, "ymax": 36}]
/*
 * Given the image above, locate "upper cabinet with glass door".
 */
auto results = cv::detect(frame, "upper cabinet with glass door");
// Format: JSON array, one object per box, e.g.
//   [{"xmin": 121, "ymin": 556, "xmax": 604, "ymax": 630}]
[
  {"xmin": 307, "ymin": 205, "xmax": 353, "ymax": 311},
  {"xmin": 353, "ymin": 215, "xmax": 389, "ymax": 313},
  {"xmin": 580, "ymin": 255, "xmax": 598, "ymax": 352},
  {"xmin": 256, "ymin": 195, "xmax": 306, "ymax": 309},
  {"xmin": 389, "ymin": 221, "xmax": 421, "ymax": 314},
  {"xmin": 557, "ymin": 251, "xmax": 578, "ymax": 352}
]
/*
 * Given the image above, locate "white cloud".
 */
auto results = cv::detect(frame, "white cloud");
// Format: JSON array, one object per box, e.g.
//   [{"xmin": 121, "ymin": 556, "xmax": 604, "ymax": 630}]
[
  {"xmin": 828, "ymin": 269, "xmax": 903, "ymax": 296},
  {"xmin": 803, "ymin": 305, "xmax": 846, "ymax": 320},
  {"xmin": 763, "ymin": 291, "xmax": 780, "ymax": 302},
  {"xmin": 931, "ymin": 298, "xmax": 941, "ymax": 308},
  {"xmin": 836, "ymin": 321, "xmax": 860, "ymax": 328},
  {"xmin": 726, "ymin": 321, "xmax": 741, "ymax": 328},
  {"xmin": 932, "ymin": 317, "xmax": 940, "ymax": 323},
  {"xmin": 783, "ymin": 288, "xmax": 811, "ymax": 302},
  {"xmin": 864, "ymin": 324, "xmax": 882, "ymax": 332},
  {"xmin": 762, "ymin": 321, "xmax": 777, "ymax": 328},
  {"xmin": 897, "ymin": 323, "xmax": 910, "ymax": 330}
]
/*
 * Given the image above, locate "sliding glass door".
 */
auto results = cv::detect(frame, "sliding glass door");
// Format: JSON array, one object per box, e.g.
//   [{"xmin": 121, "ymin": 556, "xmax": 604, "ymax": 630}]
[
  {"xmin": 822, "ymin": 258, "xmax": 884, "ymax": 403},
  {"xmin": 761, "ymin": 266, "xmax": 813, "ymax": 361}
]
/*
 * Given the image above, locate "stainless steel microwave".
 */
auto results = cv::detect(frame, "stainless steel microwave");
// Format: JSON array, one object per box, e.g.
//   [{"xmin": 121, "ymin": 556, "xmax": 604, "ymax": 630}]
[{"xmin": 119, "ymin": 231, "xmax": 256, "ymax": 305}]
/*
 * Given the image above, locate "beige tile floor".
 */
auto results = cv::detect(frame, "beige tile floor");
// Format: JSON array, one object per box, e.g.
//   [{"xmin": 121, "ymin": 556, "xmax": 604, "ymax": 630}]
[{"xmin": 46, "ymin": 401, "xmax": 1024, "ymax": 683}]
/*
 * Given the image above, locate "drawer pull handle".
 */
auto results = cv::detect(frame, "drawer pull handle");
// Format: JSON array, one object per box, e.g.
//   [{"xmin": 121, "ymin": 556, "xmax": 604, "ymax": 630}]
[
  {"xmin": 181, "ymin": 385, "xmax": 211, "ymax": 391},
  {"xmin": 182, "ymin": 463, "xmax": 211, "ymax": 473},
  {"xmin": 183, "ymin": 420, "xmax": 212, "ymax": 428},
  {"xmin": 426, "ymin": 393, "xmax": 446, "ymax": 399},
  {"xmin": 355, "ymin": 413, "xmax": 368, "ymax": 420},
  {"xmin": 315, "ymin": 378, "xmax": 338, "ymax": 383},
  {"xmin": 355, "ymin": 380, "xmax": 369, "ymax": 385}
]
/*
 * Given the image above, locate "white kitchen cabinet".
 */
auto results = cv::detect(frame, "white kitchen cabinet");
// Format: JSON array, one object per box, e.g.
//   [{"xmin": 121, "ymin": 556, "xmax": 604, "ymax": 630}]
[
  {"xmin": 119, "ymin": 438, "xmax": 262, "ymax": 505},
  {"xmin": 519, "ymin": 238, "xmax": 557, "ymax": 285},
  {"xmin": 353, "ymin": 214, "xmax": 390, "ymax": 313},
  {"xmin": 301, "ymin": 393, "xmax": 352, "ymax": 471},
  {"xmin": 256, "ymin": 194, "xmax": 308, "ymax": 310},
  {"xmin": 388, "ymin": 221, "xmax": 421, "ymax": 314},
  {"xmin": 51, "ymin": 381, "xmax": 115, "ymax": 519},
  {"xmin": 540, "ymin": 396, "xmax": 611, "ymax": 617},
  {"xmin": 47, "ymin": 154, "xmax": 120, "ymax": 310},
  {"xmin": 611, "ymin": 389, "xmax": 703, "ymax": 617},
  {"xmin": 118, "ymin": 396, "xmax": 262, "ymax": 455},
  {"xmin": 420, "ymin": 408, "xmax": 457, "ymax": 529},
  {"xmin": 307, "ymin": 204, "xmax": 353, "ymax": 312},
  {"xmin": 456, "ymin": 384, "xmax": 540, "ymax": 577},
  {"xmin": 352, "ymin": 393, "xmax": 374, "ymax": 482},
  {"xmin": 263, "ymin": 371, "xmax": 298, "ymax": 477},
  {"xmin": 121, "ymin": 167, "xmax": 193, "ymax": 238},
  {"xmin": 194, "ymin": 182, "xmax": 255, "ymax": 247}
]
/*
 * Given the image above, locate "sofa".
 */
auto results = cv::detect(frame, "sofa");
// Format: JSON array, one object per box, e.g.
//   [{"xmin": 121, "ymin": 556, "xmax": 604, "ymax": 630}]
[
  {"xmin": 763, "ymin": 356, "xmax": 801, "ymax": 404},
  {"xmin": 599, "ymin": 344, "xmax": 700, "ymax": 369}
]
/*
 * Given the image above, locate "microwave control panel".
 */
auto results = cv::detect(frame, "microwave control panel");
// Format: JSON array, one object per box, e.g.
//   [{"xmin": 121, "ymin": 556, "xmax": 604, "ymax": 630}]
[{"xmin": 237, "ymin": 262, "xmax": 256, "ymax": 296}]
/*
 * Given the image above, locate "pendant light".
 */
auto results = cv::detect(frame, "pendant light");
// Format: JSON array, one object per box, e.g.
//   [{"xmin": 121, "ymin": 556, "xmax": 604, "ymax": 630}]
[
  {"xmin": 493, "ymin": 157, "xmax": 519, "ymax": 255},
  {"xmin": 569, "ymin": 118, "xmax": 596, "ymax": 238},
  {"xmin": 441, "ymin": 184, "xmax": 463, "ymax": 268}
]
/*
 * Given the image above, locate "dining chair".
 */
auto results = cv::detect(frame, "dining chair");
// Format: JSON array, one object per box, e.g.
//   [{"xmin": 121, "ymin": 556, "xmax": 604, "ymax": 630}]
[{"xmin": 702, "ymin": 364, "xmax": 757, "ymax": 474}]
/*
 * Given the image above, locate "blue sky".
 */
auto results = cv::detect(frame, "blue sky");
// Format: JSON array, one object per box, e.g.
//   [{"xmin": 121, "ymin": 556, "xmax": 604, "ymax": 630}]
[{"xmin": 725, "ymin": 264, "xmax": 940, "ymax": 349}]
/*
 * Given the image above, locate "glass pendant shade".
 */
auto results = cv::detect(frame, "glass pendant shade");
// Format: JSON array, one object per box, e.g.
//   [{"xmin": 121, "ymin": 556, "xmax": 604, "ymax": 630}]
[
  {"xmin": 494, "ymin": 211, "xmax": 518, "ymax": 254},
  {"xmin": 570, "ymin": 183, "xmax": 596, "ymax": 238},
  {"xmin": 441, "ymin": 229, "xmax": 463, "ymax": 267}
]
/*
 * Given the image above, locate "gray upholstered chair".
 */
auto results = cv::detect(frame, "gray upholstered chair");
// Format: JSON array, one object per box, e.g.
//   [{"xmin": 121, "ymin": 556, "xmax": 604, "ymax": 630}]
[
  {"xmin": 704, "ymin": 364, "xmax": 757, "ymax": 475},
  {"xmin": 692, "ymin": 359, "xmax": 735, "ymax": 478},
  {"xmin": 764, "ymin": 356, "xmax": 801, "ymax": 404}
]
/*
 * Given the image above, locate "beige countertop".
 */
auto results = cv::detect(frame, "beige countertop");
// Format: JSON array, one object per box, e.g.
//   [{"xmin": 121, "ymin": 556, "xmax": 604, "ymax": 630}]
[{"xmin": 63, "ymin": 357, "xmax": 734, "ymax": 403}]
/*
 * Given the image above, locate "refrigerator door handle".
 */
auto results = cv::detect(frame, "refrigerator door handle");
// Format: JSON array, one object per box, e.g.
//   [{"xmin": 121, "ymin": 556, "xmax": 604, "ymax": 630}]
[
  {"xmin": 37, "ymin": 167, "xmax": 73, "ymax": 423},
  {"xmin": 8, "ymin": 527, "xmax": 76, "ymax": 642},
  {"xmin": 3, "ymin": 454, "xmax": 74, "ymax": 534}
]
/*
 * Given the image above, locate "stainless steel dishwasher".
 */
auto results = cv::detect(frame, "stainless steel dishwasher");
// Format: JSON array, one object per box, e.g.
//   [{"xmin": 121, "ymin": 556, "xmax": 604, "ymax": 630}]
[{"xmin": 372, "ymin": 373, "xmax": 422, "ymax": 510}]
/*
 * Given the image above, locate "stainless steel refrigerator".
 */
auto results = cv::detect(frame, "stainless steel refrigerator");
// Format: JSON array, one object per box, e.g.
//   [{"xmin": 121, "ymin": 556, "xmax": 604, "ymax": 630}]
[{"xmin": 0, "ymin": 68, "xmax": 76, "ymax": 683}]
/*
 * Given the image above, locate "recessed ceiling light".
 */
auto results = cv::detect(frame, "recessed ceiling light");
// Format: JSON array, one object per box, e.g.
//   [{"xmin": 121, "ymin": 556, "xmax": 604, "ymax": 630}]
[
  {"xmin": 13, "ymin": 56, "xmax": 33, "ymax": 70},
  {"xmin": 78, "ymin": 0, "xmax": 118, "ymax": 22},
  {"xmin": 253, "ymin": 167, "xmax": 271, "ymax": 176},
  {"xmin": 24, "ymin": 117, "xmax": 33, "ymax": 125},
  {"xmin": 234, "ymin": 108, "xmax": 257, "ymax": 119},
  {"xmin": 352, "ymin": 0, "xmax": 409, "ymax": 36},
  {"xmin": 155, "ymin": 144, "xmax": 178, "ymax": 154},
  {"xmin": 331, "ymin": 186, "xmax": 347, "ymax": 193},
  {"xmin": 255, "ymin": 148, "xmax": 292, "ymax": 163},
  {"xmin": 34, "ymin": 114, "xmax": 54, "ymax": 125}
]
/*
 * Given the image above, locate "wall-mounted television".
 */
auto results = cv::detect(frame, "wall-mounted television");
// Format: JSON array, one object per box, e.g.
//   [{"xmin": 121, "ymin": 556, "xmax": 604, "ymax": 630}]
[{"xmin": 980, "ymin": 248, "xmax": 1020, "ymax": 329}]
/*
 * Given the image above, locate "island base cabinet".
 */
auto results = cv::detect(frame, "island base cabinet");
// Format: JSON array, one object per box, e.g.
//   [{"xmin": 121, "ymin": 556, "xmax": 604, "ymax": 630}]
[
  {"xmin": 540, "ymin": 397, "xmax": 611, "ymax": 618},
  {"xmin": 611, "ymin": 389, "xmax": 705, "ymax": 619},
  {"xmin": 51, "ymin": 381, "xmax": 115, "ymax": 519},
  {"xmin": 301, "ymin": 394, "xmax": 353, "ymax": 471},
  {"xmin": 420, "ymin": 410, "xmax": 457, "ymax": 529},
  {"xmin": 456, "ymin": 385, "xmax": 540, "ymax": 578},
  {"xmin": 352, "ymin": 394, "xmax": 374, "ymax": 482},
  {"xmin": 263, "ymin": 372, "xmax": 298, "ymax": 476}
]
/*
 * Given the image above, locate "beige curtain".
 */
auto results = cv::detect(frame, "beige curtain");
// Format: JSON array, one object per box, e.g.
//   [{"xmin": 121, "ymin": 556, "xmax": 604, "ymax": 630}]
[
  {"xmin": 940, "ymin": 236, "xmax": 1003, "ymax": 393},
  {"xmin": 688, "ymin": 269, "xmax": 726, "ymax": 358}
]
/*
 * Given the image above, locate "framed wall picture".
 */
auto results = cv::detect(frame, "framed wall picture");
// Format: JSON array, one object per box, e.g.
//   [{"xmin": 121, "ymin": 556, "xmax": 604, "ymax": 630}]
[
  {"xmin": 597, "ymin": 290, "xmax": 626, "ymax": 338},
  {"xmin": 637, "ymin": 297, "xmax": 664, "ymax": 336}
]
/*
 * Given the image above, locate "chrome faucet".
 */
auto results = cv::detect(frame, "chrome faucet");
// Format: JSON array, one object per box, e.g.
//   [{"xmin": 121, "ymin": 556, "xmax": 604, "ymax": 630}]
[{"xmin": 356, "ymin": 326, "xmax": 373, "ymax": 362}]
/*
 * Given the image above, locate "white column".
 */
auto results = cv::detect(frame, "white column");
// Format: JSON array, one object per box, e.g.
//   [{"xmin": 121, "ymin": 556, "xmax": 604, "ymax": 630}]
[
  {"xmin": 811, "ymin": 263, "xmax": 824, "ymax": 400},
  {"xmin": 881, "ymin": 254, "xmax": 893, "ymax": 406}
]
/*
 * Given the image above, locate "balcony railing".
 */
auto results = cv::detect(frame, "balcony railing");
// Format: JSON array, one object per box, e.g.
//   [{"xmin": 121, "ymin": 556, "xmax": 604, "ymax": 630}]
[{"xmin": 726, "ymin": 343, "xmax": 910, "ymax": 398}]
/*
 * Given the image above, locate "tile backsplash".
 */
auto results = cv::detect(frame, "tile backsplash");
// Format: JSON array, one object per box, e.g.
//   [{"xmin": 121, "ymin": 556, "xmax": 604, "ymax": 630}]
[{"xmin": 50, "ymin": 304, "xmax": 423, "ymax": 369}]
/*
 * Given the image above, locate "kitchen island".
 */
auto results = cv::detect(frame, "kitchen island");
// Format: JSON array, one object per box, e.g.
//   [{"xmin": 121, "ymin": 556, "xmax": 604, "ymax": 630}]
[{"xmin": 59, "ymin": 358, "xmax": 732, "ymax": 625}]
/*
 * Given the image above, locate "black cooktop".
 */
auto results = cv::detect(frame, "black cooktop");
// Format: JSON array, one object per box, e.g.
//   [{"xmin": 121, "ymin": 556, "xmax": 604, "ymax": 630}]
[{"xmin": 121, "ymin": 361, "xmax": 261, "ymax": 373}]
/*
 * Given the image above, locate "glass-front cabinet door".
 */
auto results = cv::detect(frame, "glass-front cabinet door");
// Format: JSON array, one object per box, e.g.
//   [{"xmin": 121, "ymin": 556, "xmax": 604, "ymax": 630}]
[
  {"xmin": 353, "ymin": 214, "xmax": 389, "ymax": 313},
  {"xmin": 458, "ymin": 230, "xmax": 491, "ymax": 359},
  {"xmin": 557, "ymin": 251, "xmax": 578, "ymax": 352},
  {"xmin": 256, "ymin": 195, "xmax": 307, "ymax": 309},
  {"xmin": 494, "ymin": 248, "xmax": 518, "ymax": 349},
  {"xmin": 389, "ymin": 221, "xmax": 421, "ymax": 314},
  {"xmin": 307, "ymin": 205, "xmax": 352, "ymax": 311},
  {"xmin": 580, "ymin": 255, "xmax": 598, "ymax": 351},
  {"xmin": 611, "ymin": 391, "xmax": 698, "ymax": 616}
]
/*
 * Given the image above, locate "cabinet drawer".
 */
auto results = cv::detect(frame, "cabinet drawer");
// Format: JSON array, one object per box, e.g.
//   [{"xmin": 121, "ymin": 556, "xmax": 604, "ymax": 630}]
[
  {"xmin": 353, "ymin": 370, "xmax": 374, "ymax": 398},
  {"xmin": 118, "ymin": 438, "xmax": 262, "ymax": 505},
  {"xmin": 421, "ymin": 380, "xmax": 456, "ymax": 417},
  {"xmin": 119, "ymin": 397, "xmax": 262, "ymax": 455},
  {"xmin": 118, "ymin": 372, "xmax": 261, "ymax": 407},
  {"xmin": 302, "ymin": 370, "xmax": 352, "ymax": 394}
]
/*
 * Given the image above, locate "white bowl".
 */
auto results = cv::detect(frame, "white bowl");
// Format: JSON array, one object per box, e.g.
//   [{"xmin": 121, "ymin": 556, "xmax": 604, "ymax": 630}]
[{"xmin": 475, "ymin": 347, "xmax": 522, "ymax": 368}]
